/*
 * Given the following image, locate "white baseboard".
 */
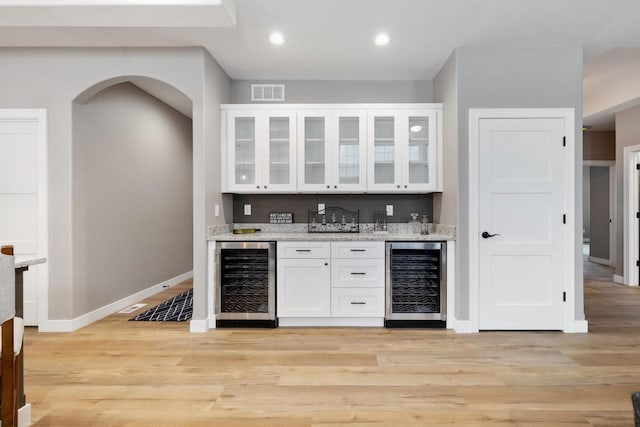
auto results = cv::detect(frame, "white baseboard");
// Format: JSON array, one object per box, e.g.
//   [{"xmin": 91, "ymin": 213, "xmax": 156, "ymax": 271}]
[
  {"xmin": 566, "ymin": 320, "xmax": 589, "ymax": 333},
  {"xmin": 278, "ymin": 317, "xmax": 384, "ymax": 327},
  {"xmin": 613, "ymin": 274, "xmax": 625, "ymax": 285},
  {"xmin": 588, "ymin": 256, "xmax": 611, "ymax": 266},
  {"xmin": 189, "ymin": 318, "xmax": 209, "ymax": 333},
  {"xmin": 38, "ymin": 271, "xmax": 193, "ymax": 333},
  {"xmin": 452, "ymin": 319, "xmax": 477, "ymax": 333},
  {"xmin": 0, "ymin": 403, "xmax": 31, "ymax": 427}
]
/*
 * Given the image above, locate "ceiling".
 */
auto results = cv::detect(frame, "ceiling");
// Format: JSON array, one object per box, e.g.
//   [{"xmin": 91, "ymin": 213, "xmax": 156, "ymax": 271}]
[{"xmin": 1, "ymin": 0, "xmax": 640, "ymax": 126}]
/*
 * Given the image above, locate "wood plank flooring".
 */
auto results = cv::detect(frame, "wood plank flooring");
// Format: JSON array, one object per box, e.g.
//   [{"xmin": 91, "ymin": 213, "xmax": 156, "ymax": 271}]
[{"xmin": 21, "ymin": 269, "xmax": 640, "ymax": 426}]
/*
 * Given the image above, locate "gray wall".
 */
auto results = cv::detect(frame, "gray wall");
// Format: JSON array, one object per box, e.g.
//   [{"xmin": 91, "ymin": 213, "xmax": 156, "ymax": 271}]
[
  {"xmin": 0, "ymin": 47, "xmax": 231, "ymax": 324},
  {"xmin": 72, "ymin": 82, "xmax": 193, "ymax": 314},
  {"xmin": 233, "ymin": 194, "xmax": 433, "ymax": 224},
  {"xmin": 615, "ymin": 104, "xmax": 640, "ymax": 275},
  {"xmin": 232, "ymin": 80, "xmax": 433, "ymax": 104},
  {"xmin": 444, "ymin": 47, "xmax": 584, "ymax": 322},
  {"xmin": 433, "ymin": 51, "xmax": 458, "ymax": 227},
  {"xmin": 589, "ymin": 166, "xmax": 610, "ymax": 260},
  {"xmin": 583, "ymin": 166, "xmax": 590, "ymax": 239},
  {"xmin": 584, "ymin": 131, "xmax": 615, "ymax": 161}
]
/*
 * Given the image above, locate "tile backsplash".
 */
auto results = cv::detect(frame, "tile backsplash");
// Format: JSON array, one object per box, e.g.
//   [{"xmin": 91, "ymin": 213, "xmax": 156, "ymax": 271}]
[{"xmin": 232, "ymin": 194, "xmax": 434, "ymax": 224}]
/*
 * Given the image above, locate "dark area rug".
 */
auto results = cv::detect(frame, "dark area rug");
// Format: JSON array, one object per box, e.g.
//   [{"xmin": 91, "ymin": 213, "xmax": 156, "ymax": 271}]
[{"xmin": 130, "ymin": 288, "xmax": 193, "ymax": 321}]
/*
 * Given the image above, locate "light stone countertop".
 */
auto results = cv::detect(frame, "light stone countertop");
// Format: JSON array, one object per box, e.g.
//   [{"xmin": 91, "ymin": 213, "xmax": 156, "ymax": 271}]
[
  {"xmin": 210, "ymin": 232, "xmax": 454, "ymax": 242},
  {"xmin": 15, "ymin": 257, "xmax": 47, "ymax": 269},
  {"xmin": 207, "ymin": 223, "xmax": 456, "ymax": 242}
]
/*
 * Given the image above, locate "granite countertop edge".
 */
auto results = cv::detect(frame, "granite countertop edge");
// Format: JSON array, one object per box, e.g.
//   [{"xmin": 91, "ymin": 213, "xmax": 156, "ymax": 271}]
[
  {"xmin": 208, "ymin": 232, "xmax": 455, "ymax": 242},
  {"xmin": 15, "ymin": 257, "xmax": 47, "ymax": 269}
]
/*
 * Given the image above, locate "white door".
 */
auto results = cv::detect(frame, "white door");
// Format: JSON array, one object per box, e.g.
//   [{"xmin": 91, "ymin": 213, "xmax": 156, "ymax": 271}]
[
  {"xmin": 277, "ymin": 258, "xmax": 331, "ymax": 317},
  {"xmin": 0, "ymin": 109, "xmax": 47, "ymax": 326},
  {"xmin": 478, "ymin": 117, "xmax": 565, "ymax": 330}
]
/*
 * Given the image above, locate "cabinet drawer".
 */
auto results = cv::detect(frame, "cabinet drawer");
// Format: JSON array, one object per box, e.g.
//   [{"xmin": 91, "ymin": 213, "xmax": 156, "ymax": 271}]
[
  {"xmin": 331, "ymin": 258, "xmax": 384, "ymax": 288},
  {"xmin": 278, "ymin": 241, "xmax": 331, "ymax": 259},
  {"xmin": 331, "ymin": 241, "xmax": 385, "ymax": 259},
  {"xmin": 331, "ymin": 287, "xmax": 384, "ymax": 317}
]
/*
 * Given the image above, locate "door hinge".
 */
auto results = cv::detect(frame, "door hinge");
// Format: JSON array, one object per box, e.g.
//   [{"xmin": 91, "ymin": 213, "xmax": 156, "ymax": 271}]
[
  {"xmin": 562, "ymin": 136, "xmax": 566, "ymax": 147},
  {"xmin": 563, "ymin": 214, "xmax": 566, "ymax": 224},
  {"xmin": 636, "ymin": 212, "xmax": 640, "ymax": 219},
  {"xmin": 563, "ymin": 291, "xmax": 566, "ymax": 302},
  {"xmin": 636, "ymin": 260, "xmax": 640, "ymax": 267},
  {"xmin": 637, "ymin": 164, "xmax": 640, "ymax": 170}
]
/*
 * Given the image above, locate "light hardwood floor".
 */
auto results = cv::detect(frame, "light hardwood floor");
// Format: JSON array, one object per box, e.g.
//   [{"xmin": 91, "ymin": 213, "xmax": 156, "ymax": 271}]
[{"xmin": 22, "ymin": 272, "xmax": 640, "ymax": 426}]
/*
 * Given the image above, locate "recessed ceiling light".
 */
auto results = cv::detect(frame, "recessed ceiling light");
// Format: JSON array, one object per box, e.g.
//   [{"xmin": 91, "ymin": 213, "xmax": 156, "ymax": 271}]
[
  {"xmin": 269, "ymin": 32, "xmax": 285, "ymax": 45},
  {"xmin": 375, "ymin": 33, "xmax": 390, "ymax": 46}
]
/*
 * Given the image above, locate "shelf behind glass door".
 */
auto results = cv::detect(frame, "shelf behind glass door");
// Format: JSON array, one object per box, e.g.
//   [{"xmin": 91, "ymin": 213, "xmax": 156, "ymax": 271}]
[
  {"xmin": 408, "ymin": 116, "xmax": 429, "ymax": 184},
  {"xmin": 269, "ymin": 117, "xmax": 290, "ymax": 185},
  {"xmin": 374, "ymin": 116, "xmax": 395, "ymax": 184},
  {"xmin": 338, "ymin": 116, "xmax": 360, "ymax": 185},
  {"xmin": 235, "ymin": 116, "xmax": 255, "ymax": 185},
  {"xmin": 304, "ymin": 117, "xmax": 325, "ymax": 184}
]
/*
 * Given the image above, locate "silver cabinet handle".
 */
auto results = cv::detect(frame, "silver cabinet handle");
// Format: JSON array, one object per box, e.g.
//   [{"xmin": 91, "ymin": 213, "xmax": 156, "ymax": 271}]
[
  {"xmin": 350, "ymin": 249, "xmax": 366, "ymax": 252},
  {"xmin": 350, "ymin": 301, "xmax": 366, "ymax": 305},
  {"xmin": 350, "ymin": 272, "xmax": 366, "ymax": 275},
  {"xmin": 295, "ymin": 249, "xmax": 311, "ymax": 252}
]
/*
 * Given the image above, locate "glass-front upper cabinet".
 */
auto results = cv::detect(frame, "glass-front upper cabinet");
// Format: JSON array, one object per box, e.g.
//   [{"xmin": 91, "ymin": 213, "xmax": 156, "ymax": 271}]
[
  {"xmin": 367, "ymin": 109, "xmax": 438, "ymax": 192},
  {"xmin": 298, "ymin": 110, "xmax": 366, "ymax": 192},
  {"xmin": 224, "ymin": 110, "xmax": 296, "ymax": 192}
]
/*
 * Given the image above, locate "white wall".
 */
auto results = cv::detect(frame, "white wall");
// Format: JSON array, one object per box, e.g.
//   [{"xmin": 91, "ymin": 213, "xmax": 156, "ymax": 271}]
[
  {"xmin": 72, "ymin": 82, "xmax": 193, "ymax": 314},
  {"xmin": 0, "ymin": 47, "xmax": 231, "ymax": 325}
]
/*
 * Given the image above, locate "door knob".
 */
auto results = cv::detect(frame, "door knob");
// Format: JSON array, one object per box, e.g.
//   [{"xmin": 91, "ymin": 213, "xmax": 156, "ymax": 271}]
[{"xmin": 482, "ymin": 231, "xmax": 500, "ymax": 239}]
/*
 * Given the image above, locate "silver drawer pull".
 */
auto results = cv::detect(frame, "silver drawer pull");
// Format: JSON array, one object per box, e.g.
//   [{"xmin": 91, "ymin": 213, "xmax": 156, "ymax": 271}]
[
  {"xmin": 295, "ymin": 249, "xmax": 312, "ymax": 252},
  {"xmin": 350, "ymin": 249, "xmax": 366, "ymax": 252},
  {"xmin": 350, "ymin": 301, "xmax": 366, "ymax": 305},
  {"xmin": 350, "ymin": 272, "xmax": 366, "ymax": 275}
]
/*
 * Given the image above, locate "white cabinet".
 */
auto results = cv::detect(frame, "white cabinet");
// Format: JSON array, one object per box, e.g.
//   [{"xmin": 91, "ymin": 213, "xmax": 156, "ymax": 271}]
[
  {"xmin": 223, "ymin": 109, "xmax": 297, "ymax": 193},
  {"xmin": 277, "ymin": 240, "xmax": 384, "ymax": 325},
  {"xmin": 297, "ymin": 110, "xmax": 367, "ymax": 192},
  {"xmin": 221, "ymin": 104, "xmax": 442, "ymax": 194},
  {"xmin": 367, "ymin": 109, "xmax": 441, "ymax": 192},
  {"xmin": 330, "ymin": 241, "xmax": 385, "ymax": 318},
  {"xmin": 277, "ymin": 242, "xmax": 331, "ymax": 318}
]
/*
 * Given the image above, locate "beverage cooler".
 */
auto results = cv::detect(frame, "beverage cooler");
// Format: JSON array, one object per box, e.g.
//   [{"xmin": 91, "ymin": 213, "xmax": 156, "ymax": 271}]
[
  {"xmin": 215, "ymin": 241, "xmax": 277, "ymax": 327},
  {"xmin": 385, "ymin": 242, "xmax": 446, "ymax": 328}
]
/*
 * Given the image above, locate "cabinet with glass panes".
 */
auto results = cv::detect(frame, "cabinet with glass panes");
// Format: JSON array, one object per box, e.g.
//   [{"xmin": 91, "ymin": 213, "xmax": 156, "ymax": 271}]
[
  {"xmin": 297, "ymin": 110, "xmax": 366, "ymax": 192},
  {"xmin": 222, "ymin": 104, "xmax": 441, "ymax": 193},
  {"xmin": 223, "ymin": 110, "xmax": 297, "ymax": 192},
  {"xmin": 367, "ymin": 109, "xmax": 439, "ymax": 193}
]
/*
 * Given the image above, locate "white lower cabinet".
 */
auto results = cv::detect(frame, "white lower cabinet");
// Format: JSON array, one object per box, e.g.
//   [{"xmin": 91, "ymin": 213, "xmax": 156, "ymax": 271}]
[
  {"xmin": 331, "ymin": 287, "xmax": 385, "ymax": 317},
  {"xmin": 277, "ymin": 257, "xmax": 330, "ymax": 317},
  {"xmin": 277, "ymin": 240, "xmax": 384, "ymax": 326}
]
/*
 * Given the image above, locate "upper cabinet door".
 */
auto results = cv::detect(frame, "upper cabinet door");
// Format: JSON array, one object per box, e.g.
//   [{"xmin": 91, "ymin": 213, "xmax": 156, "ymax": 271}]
[
  {"xmin": 334, "ymin": 110, "xmax": 367, "ymax": 192},
  {"xmin": 403, "ymin": 110, "xmax": 438, "ymax": 192},
  {"xmin": 298, "ymin": 111, "xmax": 332, "ymax": 192},
  {"xmin": 367, "ymin": 109, "xmax": 440, "ymax": 193},
  {"xmin": 367, "ymin": 111, "xmax": 402, "ymax": 192},
  {"xmin": 226, "ymin": 111, "xmax": 263, "ymax": 192},
  {"xmin": 263, "ymin": 111, "xmax": 297, "ymax": 192}
]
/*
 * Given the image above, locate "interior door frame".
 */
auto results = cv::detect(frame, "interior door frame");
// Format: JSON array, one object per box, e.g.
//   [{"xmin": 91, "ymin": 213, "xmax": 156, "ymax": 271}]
[
  {"xmin": 0, "ymin": 109, "xmax": 48, "ymax": 328},
  {"xmin": 623, "ymin": 144, "xmax": 640, "ymax": 286},
  {"xmin": 583, "ymin": 160, "xmax": 616, "ymax": 267},
  {"xmin": 468, "ymin": 108, "xmax": 581, "ymax": 333}
]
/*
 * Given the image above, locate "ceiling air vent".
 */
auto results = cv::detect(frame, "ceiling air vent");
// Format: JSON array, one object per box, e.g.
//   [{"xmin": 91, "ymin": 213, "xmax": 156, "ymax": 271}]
[{"xmin": 251, "ymin": 84, "xmax": 285, "ymax": 102}]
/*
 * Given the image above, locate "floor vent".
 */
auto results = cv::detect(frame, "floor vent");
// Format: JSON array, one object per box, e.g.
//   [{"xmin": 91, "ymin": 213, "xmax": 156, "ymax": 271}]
[
  {"xmin": 251, "ymin": 84, "xmax": 285, "ymax": 101},
  {"xmin": 119, "ymin": 303, "xmax": 147, "ymax": 314}
]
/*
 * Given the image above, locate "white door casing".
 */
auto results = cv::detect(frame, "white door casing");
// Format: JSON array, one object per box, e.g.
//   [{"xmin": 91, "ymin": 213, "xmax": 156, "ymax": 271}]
[
  {"xmin": 0, "ymin": 109, "xmax": 48, "ymax": 327},
  {"xmin": 623, "ymin": 145, "xmax": 640, "ymax": 286},
  {"xmin": 469, "ymin": 109, "xmax": 581, "ymax": 332}
]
